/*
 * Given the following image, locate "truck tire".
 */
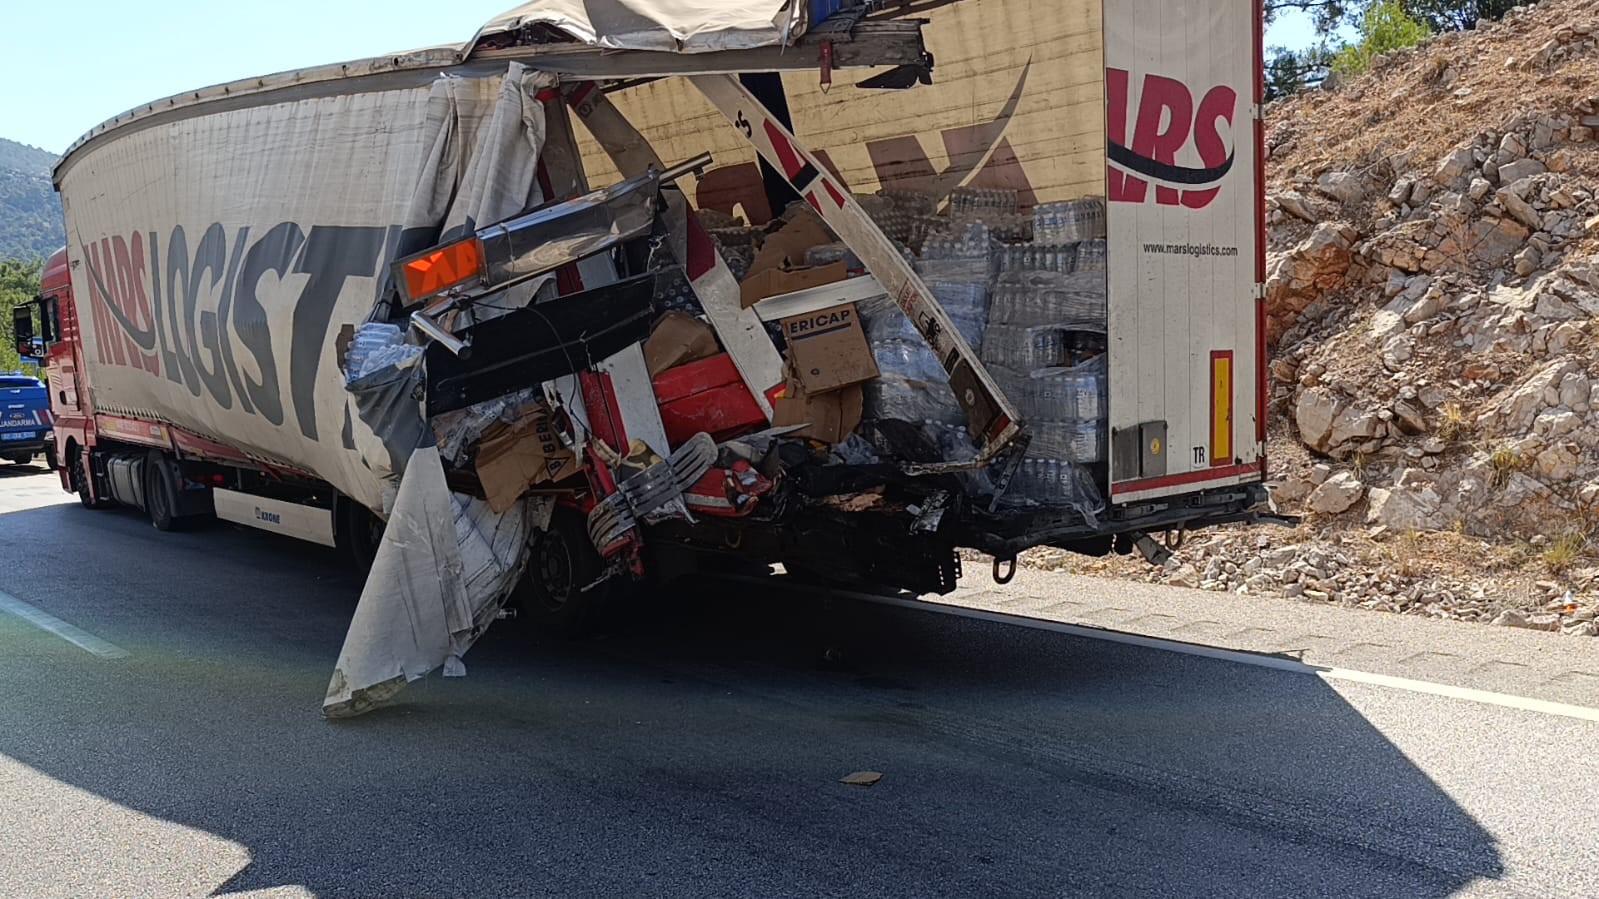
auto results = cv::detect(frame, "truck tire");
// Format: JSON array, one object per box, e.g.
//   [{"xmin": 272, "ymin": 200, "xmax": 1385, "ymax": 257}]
[
  {"xmin": 43, "ymin": 440, "xmax": 57, "ymax": 471},
  {"xmin": 340, "ymin": 499, "xmax": 386, "ymax": 573},
  {"xmin": 144, "ymin": 451, "xmax": 181, "ymax": 532},
  {"xmin": 514, "ymin": 510, "xmax": 612, "ymax": 636},
  {"xmin": 70, "ymin": 448, "xmax": 107, "ymax": 509}
]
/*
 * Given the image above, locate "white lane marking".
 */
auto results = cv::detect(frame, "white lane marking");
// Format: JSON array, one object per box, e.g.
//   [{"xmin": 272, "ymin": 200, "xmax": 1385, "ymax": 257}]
[
  {"xmin": 840, "ymin": 590, "xmax": 1599, "ymax": 724},
  {"xmin": 0, "ymin": 590, "xmax": 130, "ymax": 659}
]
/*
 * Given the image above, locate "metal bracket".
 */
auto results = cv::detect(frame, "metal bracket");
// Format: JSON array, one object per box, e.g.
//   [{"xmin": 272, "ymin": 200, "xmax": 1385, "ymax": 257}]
[
  {"xmin": 1133, "ymin": 534, "xmax": 1174, "ymax": 567},
  {"xmin": 587, "ymin": 432, "xmax": 718, "ymax": 551},
  {"xmin": 992, "ymin": 555, "xmax": 1017, "ymax": 585}
]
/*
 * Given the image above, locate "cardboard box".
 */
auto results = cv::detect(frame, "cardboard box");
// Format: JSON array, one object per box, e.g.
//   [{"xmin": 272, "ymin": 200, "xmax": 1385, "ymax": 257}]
[
  {"xmin": 739, "ymin": 261, "xmax": 848, "ymax": 308},
  {"xmin": 749, "ymin": 212, "xmax": 834, "ymax": 277},
  {"xmin": 475, "ymin": 401, "xmax": 582, "ymax": 513},
  {"xmin": 643, "ymin": 312, "xmax": 720, "ymax": 378},
  {"xmin": 779, "ymin": 301, "xmax": 880, "ymax": 393},
  {"xmin": 773, "ymin": 382, "xmax": 864, "ymax": 445}
]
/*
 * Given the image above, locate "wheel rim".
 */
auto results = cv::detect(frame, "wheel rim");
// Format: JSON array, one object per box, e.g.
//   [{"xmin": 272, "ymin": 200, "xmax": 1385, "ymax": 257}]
[{"xmin": 534, "ymin": 533, "xmax": 574, "ymax": 607}]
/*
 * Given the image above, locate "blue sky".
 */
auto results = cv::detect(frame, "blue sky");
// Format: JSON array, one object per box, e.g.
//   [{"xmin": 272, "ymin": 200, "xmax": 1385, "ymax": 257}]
[
  {"xmin": 1, "ymin": 1, "xmax": 1326, "ymax": 156},
  {"xmin": 0, "ymin": 0, "xmax": 514, "ymax": 154}
]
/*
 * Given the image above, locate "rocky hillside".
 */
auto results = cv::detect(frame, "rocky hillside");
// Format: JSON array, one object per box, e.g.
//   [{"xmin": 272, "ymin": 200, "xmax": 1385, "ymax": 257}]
[{"xmin": 1038, "ymin": 0, "xmax": 1599, "ymax": 638}]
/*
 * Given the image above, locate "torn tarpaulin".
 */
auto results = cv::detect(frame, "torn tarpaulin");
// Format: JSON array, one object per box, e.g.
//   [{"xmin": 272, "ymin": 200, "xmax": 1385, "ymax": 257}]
[{"xmin": 323, "ymin": 446, "xmax": 535, "ymax": 718}]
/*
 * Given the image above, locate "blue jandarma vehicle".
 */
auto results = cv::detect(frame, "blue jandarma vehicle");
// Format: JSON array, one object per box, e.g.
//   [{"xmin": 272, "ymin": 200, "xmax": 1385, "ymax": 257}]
[{"xmin": 1, "ymin": 372, "xmax": 52, "ymax": 466}]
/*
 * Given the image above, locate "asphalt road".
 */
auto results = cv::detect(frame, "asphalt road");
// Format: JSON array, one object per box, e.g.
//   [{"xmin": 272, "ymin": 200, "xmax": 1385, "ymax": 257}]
[{"xmin": 0, "ymin": 466, "xmax": 1595, "ymax": 899}]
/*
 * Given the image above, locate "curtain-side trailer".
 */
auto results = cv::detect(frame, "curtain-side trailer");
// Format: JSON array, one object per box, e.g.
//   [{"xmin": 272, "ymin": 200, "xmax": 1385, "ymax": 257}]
[{"xmin": 11, "ymin": 0, "xmax": 1269, "ymax": 714}]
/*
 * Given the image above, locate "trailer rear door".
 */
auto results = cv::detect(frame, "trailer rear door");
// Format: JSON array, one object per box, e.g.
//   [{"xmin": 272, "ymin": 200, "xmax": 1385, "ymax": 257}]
[{"xmin": 1103, "ymin": 0, "xmax": 1264, "ymax": 503}]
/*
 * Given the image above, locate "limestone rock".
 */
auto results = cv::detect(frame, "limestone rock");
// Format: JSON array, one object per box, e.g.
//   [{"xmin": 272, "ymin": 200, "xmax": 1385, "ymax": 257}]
[
  {"xmin": 1403, "ymin": 285, "xmax": 1449, "ymax": 323},
  {"xmin": 1316, "ymin": 172, "xmax": 1367, "ymax": 204},
  {"xmin": 1308, "ymin": 472, "xmax": 1365, "ymax": 515},
  {"xmin": 1514, "ymin": 246, "xmax": 1542, "ymax": 276},
  {"xmin": 1497, "ymin": 188, "xmax": 1543, "ymax": 231},
  {"xmin": 1328, "ymin": 405, "xmax": 1384, "ymax": 449},
  {"xmin": 1266, "ymin": 223, "xmax": 1358, "ymax": 340},
  {"xmin": 1274, "ymin": 191, "xmax": 1326, "ymax": 223},
  {"xmin": 1497, "ymin": 158, "xmax": 1547, "ymax": 184},
  {"xmin": 1295, "ymin": 387, "xmax": 1343, "ymax": 452},
  {"xmin": 1535, "ymin": 441, "xmax": 1583, "ymax": 480},
  {"xmin": 1485, "ymin": 359, "xmax": 1582, "ymax": 434},
  {"xmin": 1435, "ymin": 145, "xmax": 1478, "ymax": 187},
  {"xmin": 1365, "ymin": 483, "xmax": 1443, "ymax": 531}
]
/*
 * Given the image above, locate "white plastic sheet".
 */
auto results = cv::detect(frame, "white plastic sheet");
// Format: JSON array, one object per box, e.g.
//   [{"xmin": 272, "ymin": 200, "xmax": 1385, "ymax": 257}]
[
  {"xmin": 473, "ymin": 0, "xmax": 804, "ymax": 54},
  {"xmin": 323, "ymin": 447, "xmax": 542, "ymax": 717}
]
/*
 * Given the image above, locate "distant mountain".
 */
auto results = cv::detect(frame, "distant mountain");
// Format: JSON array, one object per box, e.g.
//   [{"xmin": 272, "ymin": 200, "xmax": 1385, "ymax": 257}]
[{"xmin": 0, "ymin": 138, "xmax": 64, "ymax": 263}]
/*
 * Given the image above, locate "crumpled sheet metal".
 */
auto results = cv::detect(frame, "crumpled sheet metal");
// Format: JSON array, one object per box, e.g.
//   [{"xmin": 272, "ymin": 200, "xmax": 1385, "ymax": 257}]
[{"xmin": 323, "ymin": 447, "xmax": 539, "ymax": 718}]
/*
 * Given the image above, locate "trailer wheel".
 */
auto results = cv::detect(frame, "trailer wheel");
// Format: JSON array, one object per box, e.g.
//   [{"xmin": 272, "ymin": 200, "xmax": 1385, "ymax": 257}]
[
  {"xmin": 144, "ymin": 451, "xmax": 180, "ymax": 532},
  {"xmin": 339, "ymin": 499, "xmax": 387, "ymax": 573},
  {"xmin": 515, "ymin": 511, "xmax": 611, "ymax": 636}
]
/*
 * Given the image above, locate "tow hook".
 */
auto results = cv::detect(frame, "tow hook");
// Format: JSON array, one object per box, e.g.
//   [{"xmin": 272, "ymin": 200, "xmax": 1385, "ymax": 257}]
[{"xmin": 992, "ymin": 555, "xmax": 1017, "ymax": 585}]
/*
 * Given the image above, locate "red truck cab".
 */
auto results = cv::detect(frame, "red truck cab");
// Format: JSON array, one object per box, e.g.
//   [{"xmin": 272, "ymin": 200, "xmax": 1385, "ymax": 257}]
[{"xmin": 36, "ymin": 248, "xmax": 92, "ymax": 485}]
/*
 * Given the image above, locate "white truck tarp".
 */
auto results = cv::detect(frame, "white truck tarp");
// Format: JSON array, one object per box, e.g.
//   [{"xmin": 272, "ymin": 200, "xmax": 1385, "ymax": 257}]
[
  {"xmin": 473, "ymin": 0, "xmax": 804, "ymax": 53},
  {"xmin": 56, "ymin": 59, "xmax": 560, "ymax": 714}
]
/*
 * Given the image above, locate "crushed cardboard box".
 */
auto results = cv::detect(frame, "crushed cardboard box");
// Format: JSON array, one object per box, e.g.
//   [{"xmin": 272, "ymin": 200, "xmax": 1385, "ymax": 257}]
[
  {"xmin": 740, "ymin": 261, "xmax": 849, "ymax": 308},
  {"xmin": 749, "ymin": 212, "xmax": 834, "ymax": 277},
  {"xmin": 772, "ymin": 381, "xmax": 863, "ymax": 445},
  {"xmin": 740, "ymin": 211, "xmax": 847, "ymax": 308},
  {"xmin": 474, "ymin": 401, "xmax": 582, "ymax": 513},
  {"xmin": 778, "ymin": 301, "xmax": 880, "ymax": 393},
  {"xmin": 644, "ymin": 312, "xmax": 721, "ymax": 378}
]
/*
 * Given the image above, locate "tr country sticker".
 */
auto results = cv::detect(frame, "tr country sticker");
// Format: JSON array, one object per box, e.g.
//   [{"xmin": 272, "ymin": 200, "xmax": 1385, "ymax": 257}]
[{"xmin": 1105, "ymin": 69, "xmax": 1239, "ymax": 210}]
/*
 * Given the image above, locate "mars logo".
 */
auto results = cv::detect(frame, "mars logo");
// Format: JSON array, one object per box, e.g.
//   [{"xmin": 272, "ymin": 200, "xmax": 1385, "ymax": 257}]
[{"xmin": 1106, "ymin": 69, "xmax": 1239, "ymax": 210}]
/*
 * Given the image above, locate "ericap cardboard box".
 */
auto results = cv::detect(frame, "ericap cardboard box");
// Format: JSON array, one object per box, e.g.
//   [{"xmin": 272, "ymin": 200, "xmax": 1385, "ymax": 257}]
[{"xmin": 778, "ymin": 301, "xmax": 880, "ymax": 393}]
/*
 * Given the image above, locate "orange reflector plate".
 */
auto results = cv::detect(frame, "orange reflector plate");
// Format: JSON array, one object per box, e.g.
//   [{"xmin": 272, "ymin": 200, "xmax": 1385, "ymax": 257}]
[
  {"xmin": 399, "ymin": 239, "xmax": 484, "ymax": 304},
  {"xmin": 1210, "ymin": 350, "xmax": 1234, "ymax": 467}
]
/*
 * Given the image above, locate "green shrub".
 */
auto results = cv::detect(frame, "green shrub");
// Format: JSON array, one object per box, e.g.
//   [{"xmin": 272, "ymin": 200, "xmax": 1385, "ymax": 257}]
[{"xmin": 1331, "ymin": 1, "xmax": 1433, "ymax": 79}]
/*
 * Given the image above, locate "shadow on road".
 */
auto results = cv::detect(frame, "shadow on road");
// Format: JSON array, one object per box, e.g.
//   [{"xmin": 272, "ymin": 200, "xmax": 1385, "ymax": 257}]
[
  {"xmin": 0, "ymin": 501, "xmax": 1504, "ymax": 898},
  {"xmin": 0, "ymin": 460, "xmax": 51, "ymax": 479}
]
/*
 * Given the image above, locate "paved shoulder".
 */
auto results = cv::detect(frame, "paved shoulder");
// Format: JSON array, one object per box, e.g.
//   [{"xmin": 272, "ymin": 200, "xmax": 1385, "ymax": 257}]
[{"xmin": 940, "ymin": 567, "xmax": 1599, "ymax": 709}]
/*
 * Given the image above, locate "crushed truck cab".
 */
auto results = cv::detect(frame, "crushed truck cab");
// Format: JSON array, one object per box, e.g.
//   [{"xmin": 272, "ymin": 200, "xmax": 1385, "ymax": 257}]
[{"xmin": 35, "ymin": 0, "xmax": 1269, "ymax": 715}]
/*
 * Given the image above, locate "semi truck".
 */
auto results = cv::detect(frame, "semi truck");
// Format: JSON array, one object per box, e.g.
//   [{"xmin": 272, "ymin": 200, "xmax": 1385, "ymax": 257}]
[{"xmin": 14, "ymin": 0, "xmax": 1270, "ymax": 714}]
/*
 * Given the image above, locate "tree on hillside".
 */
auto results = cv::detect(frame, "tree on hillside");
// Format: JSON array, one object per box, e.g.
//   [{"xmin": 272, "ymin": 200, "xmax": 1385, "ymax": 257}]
[
  {"xmin": 0, "ymin": 260, "xmax": 44, "ymax": 375},
  {"xmin": 1265, "ymin": 0, "xmax": 1527, "ymax": 100},
  {"xmin": 1266, "ymin": 0, "xmax": 1523, "ymax": 30},
  {"xmin": 1331, "ymin": 1, "xmax": 1433, "ymax": 79}
]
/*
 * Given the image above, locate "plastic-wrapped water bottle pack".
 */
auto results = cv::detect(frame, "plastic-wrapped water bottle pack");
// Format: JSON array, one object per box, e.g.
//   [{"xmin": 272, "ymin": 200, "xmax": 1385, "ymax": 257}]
[
  {"xmin": 919, "ymin": 221, "xmax": 997, "ymax": 265},
  {"xmin": 1073, "ymin": 239, "xmax": 1108, "ymax": 272},
  {"xmin": 1021, "ymin": 356, "xmax": 1107, "ymax": 420},
  {"xmin": 986, "ymin": 271, "xmax": 1106, "ymax": 331},
  {"xmin": 996, "ymin": 242, "xmax": 1078, "ymax": 274},
  {"xmin": 862, "ymin": 375, "xmax": 966, "ymax": 428},
  {"xmin": 949, "ymin": 187, "xmax": 1019, "ymax": 217},
  {"xmin": 1033, "ymin": 197, "xmax": 1107, "ymax": 243},
  {"xmin": 998, "ymin": 457, "xmax": 1106, "ymax": 523},
  {"xmin": 344, "ymin": 322, "xmax": 419, "ymax": 384}
]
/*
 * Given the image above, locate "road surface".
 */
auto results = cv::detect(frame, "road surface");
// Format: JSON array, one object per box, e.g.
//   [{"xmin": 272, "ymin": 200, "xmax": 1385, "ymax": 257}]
[{"xmin": 1, "ymin": 466, "xmax": 1594, "ymax": 898}]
